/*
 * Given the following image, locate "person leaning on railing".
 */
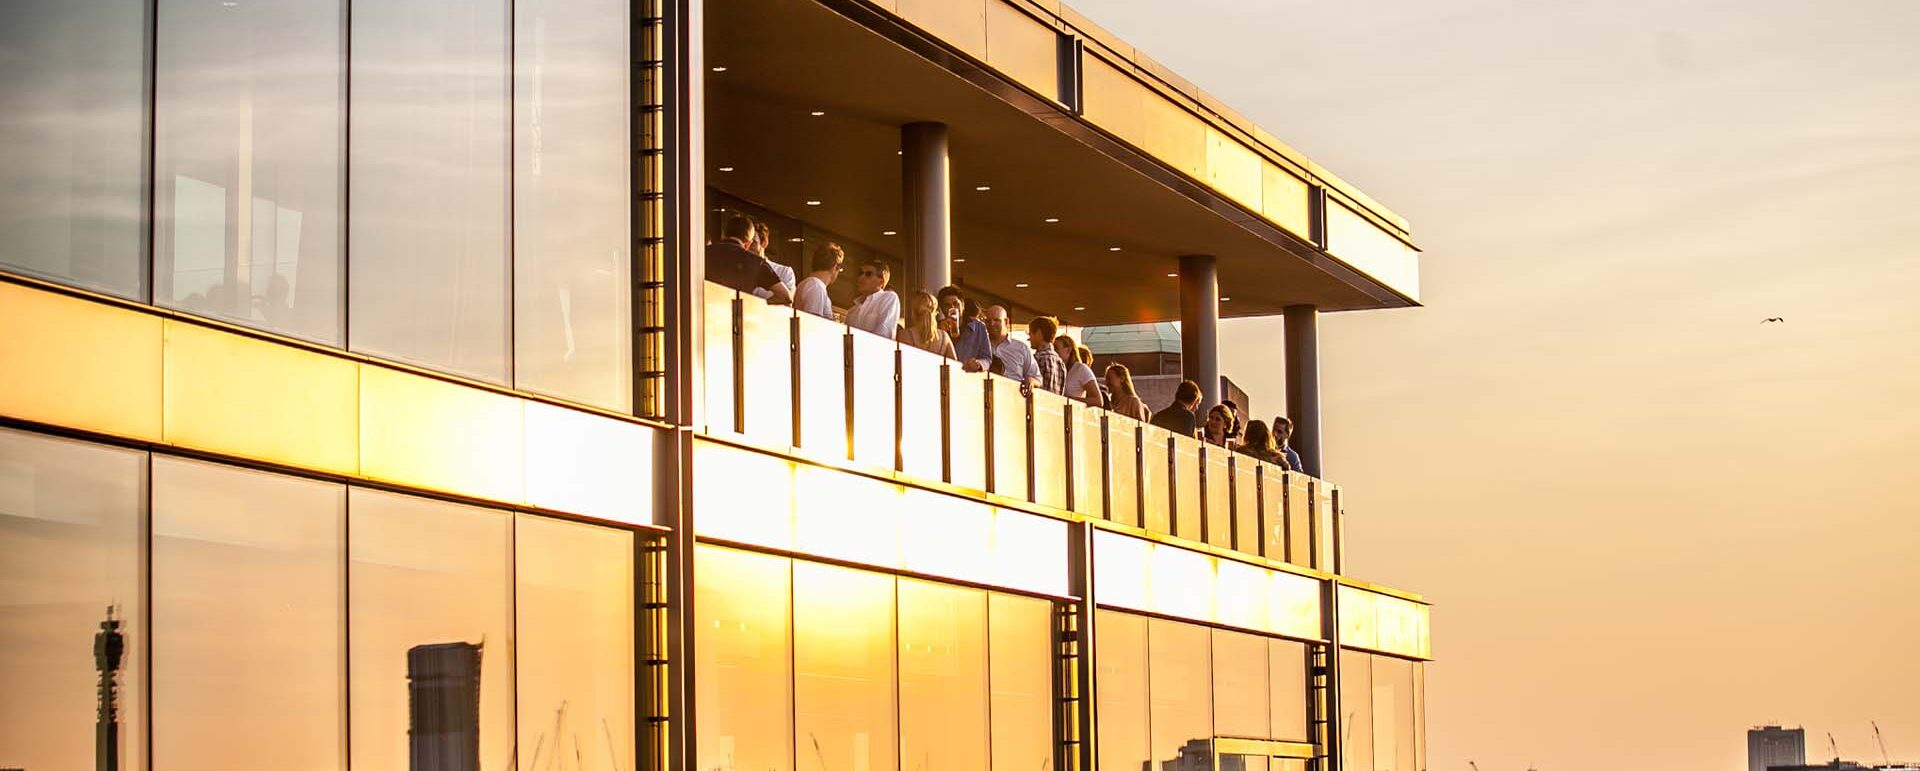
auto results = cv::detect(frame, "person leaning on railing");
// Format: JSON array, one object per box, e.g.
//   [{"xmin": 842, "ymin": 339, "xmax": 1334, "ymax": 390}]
[
  {"xmin": 1102, "ymin": 363, "xmax": 1153, "ymax": 423},
  {"xmin": 1053, "ymin": 333, "xmax": 1104, "ymax": 408},
  {"xmin": 1027, "ymin": 315, "xmax": 1068, "ymax": 395},
  {"xmin": 845, "ymin": 259, "xmax": 901, "ymax": 338},
  {"xmin": 1237, "ymin": 420, "xmax": 1290, "ymax": 470},
  {"xmin": 898, "ymin": 290, "xmax": 957, "ymax": 359},
  {"xmin": 938, "ymin": 285, "xmax": 992, "ymax": 369},
  {"xmin": 706, "ymin": 214, "xmax": 790, "ymax": 304},
  {"xmin": 983, "ymin": 306, "xmax": 1040, "ymax": 389}
]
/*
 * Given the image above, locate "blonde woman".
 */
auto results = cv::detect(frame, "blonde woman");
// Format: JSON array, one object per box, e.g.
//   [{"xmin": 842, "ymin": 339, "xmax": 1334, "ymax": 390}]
[
  {"xmin": 897, "ymin": 290, "xmax": 957, "ymax": 359},
  {"xmin": 1102, "ymin": 363, "xmax": 1152, "ymax": 423}
]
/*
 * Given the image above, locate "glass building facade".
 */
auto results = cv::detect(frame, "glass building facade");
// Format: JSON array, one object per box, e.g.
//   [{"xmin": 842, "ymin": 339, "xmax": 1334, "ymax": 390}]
[{"xmin": 0, "ymin": 1, "xmax": 1429, "ymax": 771}]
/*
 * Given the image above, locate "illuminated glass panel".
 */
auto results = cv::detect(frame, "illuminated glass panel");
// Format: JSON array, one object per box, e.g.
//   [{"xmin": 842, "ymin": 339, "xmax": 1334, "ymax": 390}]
[
  {"xmin": 1072, "ymin": 404, "xmax": 1107, "ymax": 518},
  {"xmin": 1212, "ymin": 628, "xmax": 1270, "ymax": 739},
  {"xmin": 1261, "ymin": 163, "xmax": 1313, "ymax": 242},
  {"xmin": 1215, "ymin": 558, "xmax": 1271, "ymax": 632},
  {"xmin": 1268, "ymin": 640, "xmax": 1310, "ymax": 742},
  {"xmin": 1172, "ymin": 436, "xmax": 1202, "ymax": 541},
  {"xmin": 896, "ymin": 344, "xmax": 945, "ymax": 480},
  {"xmin": 151, "ymin": 456, "xmax": 344, "ymax": 770},
  {"xmin": 899, "ymin": 488, "xmax": 994, "ymax": 587},
  {"xmin": 358, "ymin": 364, "xmax": 524, "ymax": 505},
  {"xmin": 155, "ymin": 0, "xmax": 343, "ymax": 344},
  {"xmin": 1206, "ymin": 128, "xmax": 1263, "ymax": 212},
  {"xmin": 793, "ymin": 563, "xmax": 897, "ymax": 771},
  {"xmin": 523, "ymin": 401, "xmax": 654, "ymax": 526},
  {"xmin": 1095, "ymin": 610, "xmax": 1149, "ymax": 771},
  {"xmin": 1414, "ymin": 663, "xmax": 1428, "ymax": 771},
  {"xmin": 947, "ymin": 368, "xmax": 989, "ymax": 491},
  {"xmin": 1093, "ymin": 529, "xmax": 1151, "ymax": 612},
  {"xmin": 1149, "ymin": 542, "xmax": 1215, "ymax": 622},
  {"xmin": 0, "ymin": 0, "xmax": 147, "ymax": 299},
  {"xmin": 989, "ymin": 593, "xmax": 1055, "ymax": 771},
  {"xmin": 899, "ymin": 579, "xmax": 989, "ymax": 771},
  {"xmin": 692, "ymin": 440, "xmax": 795, "ymax": 549},
  {"xmin": 1148, "ymin": 618, "xmax": 1212, "ymax": 769},
  {"xmin": 0, "ymin": 429, "xmax": 146, "ymax": 771},
  {"xmin": 989, "ymin": 375, "xmax": 1029, "ymax": 499},
  {"xmin": 1338, "ymin": 650, "xmax": 1373, "ymax": 771},
  {"xmin": 985, "ymin": 0, "xmax": 1062, "ymax": 101},
  {"xmin": 704, "ymin": 284, "xmax": 738, "ymax": 434},
  {"xmin": 0, "ymin": 282, "xmax": 163, "ymax": 442},
  {"xmin": 162, "ymin": 320, "xmax": 359, "ymax": 476},
  {"xmin": 514, "ymin": 514, "xmax": 635, "ymax": 771},
  {"xmin": 1232, "ymin": 459, "xmax": 1260, "ymax": 555},
  {"xmin": 1140, "ymin": 427, "xmax": 1170, "ymax": 535},
  {"xmin": 1326, "ymin": 200, "xmax": 1419, "ymax": 302},
  {"xmin": 739, "ymin": 296, "xmax": 795, "ymax": 447},
  {"xmin": 1032, "ymin": 389, "xmax": 1069, "ymax": 510},
  {"xmin": 695, "ymin": 546, "xmax": 794, "ymax": 771},
  {"xmin": 990, "ymin": 506, "xmax": 1071, "ymax": 598},
  {"xmin": 1267, "ymin": 571, "xmax": 1323, "ymax": 642},
  {"xmin": 795, "ymin": 312, "xmax": 848, "ymax": 458},
  {"xmin": 849, "ymin": 329, "xmax": 897, "ymax": 469},
  {"xmin": 793, "ymin": 465, "xmax": 902, "ymax": 568},
  {"xmin": 896, "ymin": 0, "xmax": 987, "ymax": 60},
  {"xmin": 347, "ymin": 489, "xmax": 513, "ymax": 771},
  {"xmin": 1105, "ymin": 417, "xmax": 1140, "ymax": 527},
  {"xmin": 350, "ymin": 0, "xmax": 510, "ymax": 383},
  {"xmin": 1203, "ymin": 448, "xmax": 1232, "ymax": 548},
  {"xmin": 512, "ymin": 0, "xmax": 631, "ymax": 410},
  {"xmin": 1339, "ymin": 586, "xmax": 1378, "ymax": 652}
]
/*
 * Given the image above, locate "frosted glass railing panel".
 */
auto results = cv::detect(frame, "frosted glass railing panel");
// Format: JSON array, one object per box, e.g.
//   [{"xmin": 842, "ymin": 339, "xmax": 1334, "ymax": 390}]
[
  {"xmin": 1171, "ymin": 434, "xmax": 1202, "ymax": 542},
  {"xmin": 947, "ymin": 368, "xmax": 989, "ymax": 491},
  {"xmin": 848, "ymin": 329, "xmax": 897, "ymax": 469},
  {"xmin": 702, "ymin": 283, "xmax": 736, "ymax": 435},
  {"xmin": 988, "ymin": 375, "xmax": 1029, "ymax": 500},
  {"xmin": 1106, "ymin": 416, "xmax": 1140, "ymax": 528},
  {"xmin": 897, "ymin": 344, "xmax": 946, "ymax": 481},
  {"xmin": 1231, "ymin": 458, "xmax": 1260, "ymax": 555},
  {"xmin": 1071, "ymin": 405, "xmax": 1106, "ymax": 519},
  {"xmin": 1139, "ymin": 426, "xmax": 1170, "ymax": 535},
  {"xmin": 1031, "ymin": 389, "xmax": 1069, "ymax": 511},
  {"xmin": 794, "ymin": 311, "xmax": 847, "ymax": 458},
  {"xmin": 738, "ymin": 294, "xmax": 793, "ymax": 449},
  {"xmin": 1202, "ymin": 447, "xmax": 1232, "ymax": 549}
]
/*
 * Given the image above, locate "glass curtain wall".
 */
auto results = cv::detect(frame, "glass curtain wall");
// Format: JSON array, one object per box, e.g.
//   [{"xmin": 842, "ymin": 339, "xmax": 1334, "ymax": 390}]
[
  {"xmin": 1338, "ymin": 651, "xmax": 1420, "ymax": 771},
  {"xmin": 515, "ymin": 514, "xmax": 637, "ymax": 771},
  {"xmin": 0, "ymin": 0, "xmax": 149, "ymax": 299}
]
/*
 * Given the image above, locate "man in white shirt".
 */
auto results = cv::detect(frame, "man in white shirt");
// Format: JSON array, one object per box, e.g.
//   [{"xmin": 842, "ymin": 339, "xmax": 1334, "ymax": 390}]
[
  {"xmin": 748, "ymin": 221, "xmax": 796, "ymax": 302},
  {"xmin": 844, "ymin": 259, "xmax": 900, "ymax": 338},
  {"xmin": 793, "ymin": 242, "xmax": 843, "ymax": 319},
  {"xmin": 983, "ymin": 305, "xmax": 1040, "ymax": 388}
]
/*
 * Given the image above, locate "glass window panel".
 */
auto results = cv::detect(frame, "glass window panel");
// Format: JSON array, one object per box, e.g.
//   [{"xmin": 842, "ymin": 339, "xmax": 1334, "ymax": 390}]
[
  {"xmin": 793, "ymin": 466, "xmax": 902, "ymax": 569},
  {"xmin": 1148, "ymin": 618, "xmax": 1212, "ymax": 770},
  {"xmin": 1105, "ymin": 417, "xmax": 1140, "ymax": 527},
  {"xmin": 1267, "ymin": 572, "xmax": 1322, "ymax": 642},
  {"xmin": 1260, "ymin": 164, "xmax": 1312, "ymax": 242},
  {"xmin": 1148, "ymin": 541, "xmax": 1214, "ymax": 622},
  {"xmin": 1337, "ymin": 650, "xmax": 1372, "ymax": 771},
  {"xmin": 695, "ymin": 545, "xmax": 793, "ymax": 771},
  {"xmin": 350, "ymin": 0, "xmax": 511, "ymax": 382},
  {"xmin": 155, "ymin": 0, "xmax": 342, "ymax": 344},
  {"xmin": 1232, "ymin": 459, "xmax": 1260, "ymax": 556},
  {"xmin": 1214, "ymin": 559, "xmax": 1270, "ymax": 633},
  {"xmin": 0, "ymin": 237, "xmax": 164, "ymax": 444},
  {"xmin": 794, "ymin": 562, "xmax": 897, "ymax": 771},
  {"xmin": 796, "ymin": 312, "xmax": 847, "ymax": 458},
  {"xmin": 989, "ymin": 507, "xmax": 1072, "ymax": 598},
  {"xmin": 515, "ymin": 514, "xmax": 635, "ymax": 771},
  {"xmin": 740, "ymin": 295, "xmax": 795, "ymax": 448},
  {"xmin": 1092, "ymin": 530, "xmax": 1150, "ymax": 612},
  {"xmin": 523, "ymin": 401, "xmax": 655, "ymax": 526},
  {"xmin": 849, "ymin": 328, "xmax": 896, "ymax": 469},
  {"xmin": 705, "ymin": 283, "xmax": 739, "ymax": 434},
  {"xmin": 0, "ymin": 428, "xmax": 145, "ymax": 771},
  {"xmin": 989, "ymin": 376, "xmax": 1028, "ymax": 499},
  {"xmin": 161, "ymin": 320, "xmax": 359, "ymax": 476},
  {"xmin": 984, "ymin": 0, "xmax": 1062, "ymax": 102},
  {"xmin": 151, "ymin": 456, "xmax": 344, "ymax": 770},
  {"xmin": 358, "ymin": 364, "xmax": 525, "ymax": 505},
  {"xmin": 1094, "ymin": 610, "xmax": 1148, "ymax": 771},
  {"xmin": 989, "ymin": 593, "xmax": 1054, "ymax": 771},
  {"xmin": 1325, "ymin": 201, "xmax": 1419, "ymax": 303},
  {"xmin": 1140, "ymin": 427, "xmax": 1170, "ymax": 535},
  {"xmin": 897, "ymin": 345, "xmax": 945, "ymax": 480},
  {"xmin": 0, "ymin": 0, "xmax": 146, "ymax": 298},
  {"xmin": 1172, "ymin": 436, "xmax": 1202, "ymax": 541},
  {"xmin": 1211, "ymin": 629, "xmax": 1269, "ymax": 739},
  {"xmin": 899, "ymin": 488, "xmax": 993, "ymax": 586},
  {"xmin": 1032, "ymin": 389, "xmax": 1068, "ymax": 510},
  {"xmin": 1372, "ymin": 656, "xmax": 1415, "ymax": 771},
  {"xmin": 1413, "ymin": 663, "xmax": 1427, "ymax": 771},
  {"xmin": 899, "ymin": 579, "xmax": 989, "ymax": 771},
  {"xmin": 1072, "ymin": 405, "xmax": 1106, "ymax": 518},
  {"xmin": 1338, "ymin": 587, "xmax": 1378, "ymax": 652},
  {"xmin": 1268, "ymin": 641, "xmax": 1309, "ymax": 742},
  {"xmin": 347, "ymin": 489, "xmax": 513, "ymax": 771},
  {"xmin": 1203, "ymin": 448, "xmax": 1231, "ymax": 548},
  {"xmin": 513, "ymin": 0, "xmax": 630, "ymax": 410},
  {"xmin": 948, "ymin": 368, "xmax": 989, "ymax": 491},
  {"xmin": 692, "ymin": 440, "xmax": 795, "ymax": 548}
]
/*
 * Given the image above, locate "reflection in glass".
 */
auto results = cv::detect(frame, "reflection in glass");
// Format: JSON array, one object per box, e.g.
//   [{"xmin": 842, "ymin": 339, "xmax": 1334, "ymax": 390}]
[
  {"xmin": 899, "ymin": 580, "xmax": 988, "ymax": 771},
  {"xmin": 1268, "ymin": 641, "xmax": 1309, "ymax": 742},
  {"xmin": 151, "ymin": 456, "xmax": 345, "ymax": 770},
  {"xmin": 990, "ymin": 593, "xmax": 1055, "ymax": 771},
  {"xmin": 0, "ymin": 0, "xmax": 147, "ymax": 298},
  {"xmin": 1149, "ymin": 618, "xmax": 1212, "ymax": 771},
  {"xmin": 1095, "ymin": 610, "xmax": 1148, "ymax": 771},
  {"xmin": 794, "ymin": 563, "xmax": 896, "ymax": 771},
  {"xmin": 515, "ymin": 514, "xmax": 635, "ymax": 771},
  {"xmin": 350, "ymin": 0, "xmax": 510, "ymax": 382},
  {"xmin": 0, "ymin": 429, "xmax": 145, "ymax": 771},
  {"xmin": 1373, "ymin": 655, "xmax": 1416, "ymax": 771},
  {"xmin": 1337, "ymin": 650, "xmax": 1372, "ymax": 771},
  {"xmin": 695, "ymin": 545, "xmax": 794, "ymax": 771},
  {"xmin": 155, "ymin": 0, "xmax": 343, "ymax": 344},
  {"xmin": 513, "ymin": 0, "xmax": 630, "ymax": 410},
  {"xmin": 348, "ymin": 489, "xmax": 512, "ymax": 771},
  {"xmin": 1212, "ymin": 629, "xmax": 1269, "ymax": 739}
]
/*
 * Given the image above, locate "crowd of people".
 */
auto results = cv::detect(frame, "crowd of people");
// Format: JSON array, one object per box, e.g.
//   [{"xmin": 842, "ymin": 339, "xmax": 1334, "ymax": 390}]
[{"xmin": 707, "ymin": 212, "xmax": 1308, "ymax": 472}]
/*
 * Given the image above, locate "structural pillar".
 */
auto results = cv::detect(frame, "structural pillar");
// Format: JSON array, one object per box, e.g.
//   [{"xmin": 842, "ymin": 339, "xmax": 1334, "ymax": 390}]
[
  {"xmin": 1177, "ymin": 254, "xmax": 1221, "ymax": 413},
  {"xmin": 901, "ymin": 122, "xmax": 952, "ymax": 295},
  {"xmin": 1283, "ymin": 304, "xmax": 1322, "ymax": 477}
]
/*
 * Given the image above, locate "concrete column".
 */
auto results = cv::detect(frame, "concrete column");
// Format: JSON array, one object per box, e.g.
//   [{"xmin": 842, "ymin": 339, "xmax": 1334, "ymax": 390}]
[
  {"xmin": 901, "ymin": 122, "xmax": 952, "ymax": 295},
  {"xmin": 1283, "ymin": 304, "xmax": 1322, "ymax": 477},
  {"xmin": 1177, "ymin": 254, "xmax": 1221, "ymax": 413}
]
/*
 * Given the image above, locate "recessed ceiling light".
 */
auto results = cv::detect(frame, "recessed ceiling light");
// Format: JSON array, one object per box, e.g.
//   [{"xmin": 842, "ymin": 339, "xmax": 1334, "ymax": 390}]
[
  {"xmin": 711, "ymin": 66, "xmax": 728, "ymax": 72},
  {"xmin": 1220, "ymin": 297, "xmax": 1233, "ymax": 301},
  {"xmin": 805, "ymin": 200, "xmax": 822, "ymax": 206},
  {"xmin": 954, "ymin": 258, "xmax": 967, "ymax": 263},
  {"xmin": 974, "ymin": 185, "xmax": 992, "ymax": 192},
  {"xmin": 1166, "ymin": 273, "xmax": 1178, "ymax": 278},
  {"xmin": 1015, "ymin": 283, "xmax": 1029, "ymax": 288},
  {"xmin": 1044, "ymin": 217, "xmax": 1060, "ymax": 223},
  {"xmin": 717, "ymin": 166, "xmax": 735, "ymax": 172},
  {"xmin": 809, "ymin": 110, "xmax": 826, "ymax": 117},
  {"xmin": 882, "ymin": 230, "xmax": 897, "ymax": 236},
  {"xmin": 788, "ymin": 237, "xmax": 803, "ymax": 243},
  {"xmin": 1108, "ymin": 247, "xmax": 1122, "ymax": 252},
  {"xmin": 1073, "ymin": 306, "xmax": 1086, "ymax": 311}
]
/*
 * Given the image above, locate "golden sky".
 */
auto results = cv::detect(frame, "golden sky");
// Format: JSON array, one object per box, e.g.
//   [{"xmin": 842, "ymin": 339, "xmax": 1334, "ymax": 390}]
[{"xmin": 1075, "ymin": 0, "xmax": 1920, "ymax": 768}]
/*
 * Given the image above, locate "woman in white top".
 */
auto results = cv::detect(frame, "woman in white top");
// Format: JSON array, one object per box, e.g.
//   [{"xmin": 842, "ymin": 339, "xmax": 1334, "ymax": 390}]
[
  {"xmin": 793, "ymin": 242, "xmax": 842, "ymax": 318},
  {"xmin": 898, "ymin": 290, "xmax": 957, "ymax": 359},
  {"xmin": 1053, "ymin": 334, "xmax": 1103, "ymax": 407}
]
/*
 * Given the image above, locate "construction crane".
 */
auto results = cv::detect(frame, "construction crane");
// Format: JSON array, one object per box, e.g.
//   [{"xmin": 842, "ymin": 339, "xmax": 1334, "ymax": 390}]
[
  {"xmin": 1874, "ymin": 722, "xmax": 1891, "ymax": 766},
  {"xmin": 1468, "ymin": 762, "xmax": 1480, "ymax": 771},
  {"xmin": 1829, "ymin": 732, "xmax": 1841, "ymax": 763}
]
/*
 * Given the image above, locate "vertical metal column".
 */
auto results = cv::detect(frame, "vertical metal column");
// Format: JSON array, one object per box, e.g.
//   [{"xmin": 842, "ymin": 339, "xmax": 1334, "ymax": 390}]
[
  {"xmin": 1178, "ymin": 254, "xmax": 1220, "ymax": 413},
  {"xmin": 1283, "ymin": 304, "xmax": 1322, "ymax": 478},
  {"xmin": 901, "ymin": 121, "xmax": 952, "ymax": 296}
]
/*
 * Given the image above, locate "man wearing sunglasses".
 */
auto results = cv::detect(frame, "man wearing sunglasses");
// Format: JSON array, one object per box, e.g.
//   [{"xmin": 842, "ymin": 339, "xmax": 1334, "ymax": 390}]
[{"xmin": 844, "ymin": 259, "xmax": 901, "ymax": 339}]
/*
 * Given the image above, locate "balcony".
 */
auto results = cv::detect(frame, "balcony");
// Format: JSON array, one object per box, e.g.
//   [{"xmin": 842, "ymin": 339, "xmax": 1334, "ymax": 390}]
[{"xmin": 702, "ymin": 282, "xmax": 1345, "ymax": 573}]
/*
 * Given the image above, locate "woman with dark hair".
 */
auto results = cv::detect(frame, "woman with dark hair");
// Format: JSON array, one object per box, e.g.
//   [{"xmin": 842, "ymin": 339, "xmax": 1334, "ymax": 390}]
[
  {"xmin": 1237, "ymin": 419, "xmax": 1288, "ymax": 469},
  {"xmin": 1203, "ymin": 404, "xmax": 1233, "ymax": 446}
]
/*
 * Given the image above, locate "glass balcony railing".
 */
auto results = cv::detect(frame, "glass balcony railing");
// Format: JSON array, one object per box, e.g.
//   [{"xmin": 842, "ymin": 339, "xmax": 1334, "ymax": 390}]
[{"xmin": 702, "ymin": 283, "xmax": 1343, "ymax": 572}]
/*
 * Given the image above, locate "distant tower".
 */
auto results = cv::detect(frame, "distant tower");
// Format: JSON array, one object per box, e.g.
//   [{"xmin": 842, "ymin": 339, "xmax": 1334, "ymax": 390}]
[
  {"xmin": 408, "ymin": 642, "xmax": 484, "ymax": 771},
  {"xmin": 1750, "ymin": 726, "xmax": 1808, "ymax": 771},
  {"xmin": 93, "ymin": 606, "xmax": 125, "ymax": 771}
]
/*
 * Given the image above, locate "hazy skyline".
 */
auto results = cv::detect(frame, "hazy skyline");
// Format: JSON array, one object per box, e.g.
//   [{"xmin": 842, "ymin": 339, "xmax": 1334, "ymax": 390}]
[{"xmin": 1071, "ymin": 1, "xmax": 1920, "ymax": 769}]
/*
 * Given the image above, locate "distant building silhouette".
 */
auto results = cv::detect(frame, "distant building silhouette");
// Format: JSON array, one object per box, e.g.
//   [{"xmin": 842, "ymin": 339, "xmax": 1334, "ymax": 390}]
[
  {"xmin": 94, "ymin": 606, "xmax": 125, "ymax": 771},
  {"xmin": 408, "ymin": 642, "xmax": 483, "ymax": 771},
  {"xmin": 1751, "ymin": 726, "xmax": 1807, "ymax": 771}
]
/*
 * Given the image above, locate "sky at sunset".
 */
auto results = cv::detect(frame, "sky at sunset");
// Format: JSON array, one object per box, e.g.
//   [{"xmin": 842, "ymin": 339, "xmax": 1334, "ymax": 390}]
[{"xmin": 1070, "ymin": 1, "xmax": 1920, "ymax": 769}]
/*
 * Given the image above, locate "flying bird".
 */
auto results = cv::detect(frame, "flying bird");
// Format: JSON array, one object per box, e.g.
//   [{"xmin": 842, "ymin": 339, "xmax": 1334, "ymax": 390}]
[{"xmin": 1761, "ymin": 317, "xmax": 1784, "ymax": 323}]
